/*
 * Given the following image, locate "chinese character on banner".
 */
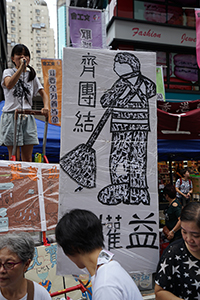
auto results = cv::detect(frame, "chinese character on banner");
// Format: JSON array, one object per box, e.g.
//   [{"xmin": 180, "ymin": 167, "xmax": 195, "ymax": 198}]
[
  {"xmin": 41, "ymin": 59, "xmax": 62, "ymax": 126},
  {"xmin": 69, "ymin": 7, "xmax": 106, "ymax": 49}
]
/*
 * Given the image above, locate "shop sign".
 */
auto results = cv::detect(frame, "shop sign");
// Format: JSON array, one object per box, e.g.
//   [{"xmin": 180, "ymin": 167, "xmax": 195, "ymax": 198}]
[{"xmin": 107, "ymin": 19, "xmax": 196, "ymax": 48}]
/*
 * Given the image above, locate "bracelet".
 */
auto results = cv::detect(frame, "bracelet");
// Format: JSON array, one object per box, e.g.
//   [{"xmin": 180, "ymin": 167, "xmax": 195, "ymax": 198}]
[{"xmin": 172, "ymin": 229, "xmax": 176, "ymax": 234}]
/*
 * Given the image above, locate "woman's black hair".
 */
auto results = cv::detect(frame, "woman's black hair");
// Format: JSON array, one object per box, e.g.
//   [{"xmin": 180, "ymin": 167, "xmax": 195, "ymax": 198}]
[
  {"xmin": 163, "ymin": 184, "xmax": 176, "ymax": 199},
  {"xmin": 11, "ymin": 44, "xmax": 36, "ymax": 82},
  {"xmin": 180, "ymin": 168, "xmax": 188, "ymax": 177},
  {"xmin": 180, "ymin": 202, "xmax": 200, "ymax": 229},
  {"xmin": 55, "ymin": 209, "xmax": 104, "ymax": 256}
]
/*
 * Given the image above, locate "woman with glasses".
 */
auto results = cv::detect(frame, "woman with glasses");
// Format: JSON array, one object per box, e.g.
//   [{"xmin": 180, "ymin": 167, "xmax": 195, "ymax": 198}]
[{"xmin": 0, "ymin": 232, "xmax": 51, "ymax": 299}]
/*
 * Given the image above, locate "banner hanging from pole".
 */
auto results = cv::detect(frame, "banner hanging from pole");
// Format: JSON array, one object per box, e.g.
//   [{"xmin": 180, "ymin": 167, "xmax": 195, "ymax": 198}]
[
  {"xmin": 69, "ymin": 7, "xmax": 106, "ymax": 49},
  {"xmin": 41, "ymin": 59, "xmax": 62, "ymax": 126}
]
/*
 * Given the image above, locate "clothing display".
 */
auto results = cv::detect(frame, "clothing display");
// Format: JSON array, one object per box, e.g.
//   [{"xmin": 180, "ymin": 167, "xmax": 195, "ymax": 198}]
[{"xmin": 155, "ymin": 238, "xmax": 200, "ymax": 300}]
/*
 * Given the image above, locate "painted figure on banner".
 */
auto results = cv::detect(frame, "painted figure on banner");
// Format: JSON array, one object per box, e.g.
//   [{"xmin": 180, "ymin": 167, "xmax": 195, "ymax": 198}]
[
  {"xmin": 98, "ymin": 52, "xmax": 156, "ymax": 205},
  {"xmin": 60, "ymin": 52, "xmax": 156, "ymax": 206}
]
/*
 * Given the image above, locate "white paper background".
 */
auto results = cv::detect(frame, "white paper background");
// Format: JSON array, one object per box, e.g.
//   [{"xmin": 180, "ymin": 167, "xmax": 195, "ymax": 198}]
[{"xmin": 57, "ymin": 48, "xmax": 159, "ymax": 276}]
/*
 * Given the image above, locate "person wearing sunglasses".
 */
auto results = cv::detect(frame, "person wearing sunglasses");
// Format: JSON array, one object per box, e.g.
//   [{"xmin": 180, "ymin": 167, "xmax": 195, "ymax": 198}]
[{"xmin": 0, "ymin": 232, "xmax": 51, "ymax": 300}]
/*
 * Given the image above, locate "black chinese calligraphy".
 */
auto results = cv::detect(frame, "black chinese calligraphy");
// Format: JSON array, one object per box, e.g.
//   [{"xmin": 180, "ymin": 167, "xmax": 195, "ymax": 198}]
[
  {"xmin": 60, "ymin": 52, "xmax": 156, "ymax": 205},
  {"xmin": 100, "ymin": 214, "xmax": 123, "ymax": 251},
  {"xmin": 126, "ymin": 213, "xmax": 158, "ymax": 249},
  {"xmin": 73, "ymin": 111, "xmax": 95, "ymax": 133},
  {"xmin": 48, "ymin": 68, "xmax": 59, "ymax": 124},
  {"xmin": 79, "ymin": 82, "xmax": 96, "ymax": 107},
  {"xmin": 80, "ymin": 52, "xmax": 97, "ymax": 78}
]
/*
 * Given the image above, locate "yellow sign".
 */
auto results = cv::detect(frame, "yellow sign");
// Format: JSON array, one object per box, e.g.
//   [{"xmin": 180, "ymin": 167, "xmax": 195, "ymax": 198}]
[{"xmin": 41, "ymin": 59, "xmax": 62, "ymax": 126}]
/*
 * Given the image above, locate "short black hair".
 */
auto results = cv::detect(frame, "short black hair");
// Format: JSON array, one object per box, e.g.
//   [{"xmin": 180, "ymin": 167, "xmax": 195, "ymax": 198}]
[
  {"xmin": 55, "ymin": 209, "xmax": 104, "ymax": 256},
  {"xmin": 163, "ymin": 184, "xmax": 176, "ymax": 199},
  {"xmin": 180, "ymin": 202, "xmax": 200, "ymax": 229},
  {"xmin": 180, "ymin": 168, "xmax": 189, "ymax": 177}
]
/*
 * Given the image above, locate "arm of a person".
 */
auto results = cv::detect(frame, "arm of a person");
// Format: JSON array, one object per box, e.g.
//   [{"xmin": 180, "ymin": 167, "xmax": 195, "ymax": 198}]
[
  {"xmin": 167, "ymin": 218, "xmax": 181, "ymax": 240},
  {"xmin": 189, "ymin": 182, "xmax": 193, "ymax": 195},
  {"xmin": 100, "ymin": 79, "xmax": 122, "ymax": 108},
  {"xmin": 4, "ymin": 61, "xmax": 25, "ymax": 89},
  {"xmin": 155, "ymin": 284, "xmax": 182, "ymax": 300},
  {"xmin": 39, "ymin": 89, "xmax": 49, "ymax": 114},
  {"xmin": 175, "ymin": 186, "xmax": 186, "ymax": 198},
  {"xmin": 187, "ymin": 186, "xmax": 193, "ymax": 198}
]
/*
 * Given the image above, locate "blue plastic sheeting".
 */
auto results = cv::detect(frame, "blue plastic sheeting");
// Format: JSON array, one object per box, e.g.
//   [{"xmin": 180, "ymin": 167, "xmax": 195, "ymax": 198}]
[
  {"xmin": 158, "ymin": 139, "xmax": 200, "ymax": 161},
  {"xmin": 34, "ymin": 118, "xmax": 60, "ymax": 163},
  {"xmin": 1, "ymin": 100, "xmax": 200, "ymax": 163},
  {"xmin": 0, "ymin": 101, "xmax": 60, "ymax": 163}
]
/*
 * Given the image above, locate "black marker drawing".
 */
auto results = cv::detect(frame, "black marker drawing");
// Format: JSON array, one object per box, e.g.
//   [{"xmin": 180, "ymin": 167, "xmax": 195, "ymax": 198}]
[{"xmin": 60, "ymin": 52, "xmax": 156, "ymax": 205}]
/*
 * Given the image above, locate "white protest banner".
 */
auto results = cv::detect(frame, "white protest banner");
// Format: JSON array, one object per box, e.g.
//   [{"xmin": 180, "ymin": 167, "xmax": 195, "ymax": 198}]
[{"xmin": 57, "ymin": 48, "xmax": 159, "ymax": 275}]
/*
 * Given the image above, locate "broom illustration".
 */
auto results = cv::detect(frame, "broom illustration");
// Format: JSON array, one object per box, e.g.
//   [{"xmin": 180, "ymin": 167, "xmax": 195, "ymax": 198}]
[
  {"xmin": 60, "ymin": 107, "xmax": 112, "ymax": 188},
  {"xmin": 60, "ymin": 74, "xmax": 154, "ymax": 189}
]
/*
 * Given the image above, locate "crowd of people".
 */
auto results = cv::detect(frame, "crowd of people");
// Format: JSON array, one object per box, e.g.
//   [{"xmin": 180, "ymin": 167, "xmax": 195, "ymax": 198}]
[{"xmin": 0, "ymin": 201, "xmax": 199, "ymax": 300}]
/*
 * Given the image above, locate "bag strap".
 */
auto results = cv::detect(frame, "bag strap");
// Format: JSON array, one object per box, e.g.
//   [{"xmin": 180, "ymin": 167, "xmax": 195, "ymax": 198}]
[
  {"xmin": 27, "ymin": 279, "xmax": 34, "ymax": 300},
  {"xmin": 180, "ymin": 178, "xmax": 192, "ymax": 188}
]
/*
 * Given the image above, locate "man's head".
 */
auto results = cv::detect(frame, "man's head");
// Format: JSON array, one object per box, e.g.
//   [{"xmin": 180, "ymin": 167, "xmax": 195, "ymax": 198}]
[{"xmin": 55, "ymin": 209, "xmax": 104, "ymax": 256}]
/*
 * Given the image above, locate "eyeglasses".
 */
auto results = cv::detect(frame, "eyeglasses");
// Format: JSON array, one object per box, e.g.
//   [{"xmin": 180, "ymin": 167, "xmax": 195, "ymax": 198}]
[{"xmin": 0, "ymin": 261, "xmax": 22, "ymax": 270}]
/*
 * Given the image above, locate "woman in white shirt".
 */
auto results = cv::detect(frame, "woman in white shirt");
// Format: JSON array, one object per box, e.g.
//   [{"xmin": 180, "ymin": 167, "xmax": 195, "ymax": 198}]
[{"xmin": 0, "ymin": 44, "xmax": 48, "ymax": 161}]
